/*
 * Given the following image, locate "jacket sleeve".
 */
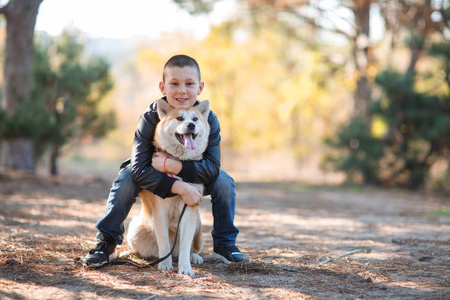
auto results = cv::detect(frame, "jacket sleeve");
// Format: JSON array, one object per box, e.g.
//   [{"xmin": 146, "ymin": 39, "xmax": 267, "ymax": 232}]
[
  {"xmin": 130, "ymin": 103, "xmax": 177, "ymax": 198},
  {"xmin": 178, "ymin": 110, "xmax": 221, "ymax": 185}
]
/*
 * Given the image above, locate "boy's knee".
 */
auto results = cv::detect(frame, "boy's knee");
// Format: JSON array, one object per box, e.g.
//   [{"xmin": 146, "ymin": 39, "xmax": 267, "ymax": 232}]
[
  {"xmin": 216, "ymin": 170, "xmax": 235, "ymax": 188},
  {"xmin": 208, "ymin": 170, "xmax": 236, "ymax": 201},
  {"xmin": 111, "ymin": 167, "xmax": 141, "ymax": 198}
]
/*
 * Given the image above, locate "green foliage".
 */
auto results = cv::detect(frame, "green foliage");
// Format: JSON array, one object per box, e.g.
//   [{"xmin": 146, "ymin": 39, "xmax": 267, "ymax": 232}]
[
  {"xmin": 433, "ymin": 209, "xmax": 450, "ymax": 216},
  {"xmin": 32, "ymin": 31, "xmax": 116, "ymax": 162},
  {"xmin": 327, "ymin": 67, "xmax": 450, "ymax": 188},
  {"xmin": 375, "ymin": 70, "xmax": 450, "ymax": 187},
  {"xmin": 0, "ymin": 30, "xmax": 116, "ymax": 173},
  {"xmin": 430, "ymin": 42, "xmax": 450, "ymax": 57},
  {"xmin": 0, "ymin": 100, "xmax": 53, "ymax": 140},
  {"xmin": 325, "ymin": 118, "xmax": 384, "ymax": 184},
  {"xmin": 172, "ymin": 0, "xmax": 215, "ymax": 14},
  {"xmin": 374, "ymin": 70, "xmax": 450, "ymax": 144},
  {"xmin": 0, "ymin": 42, "xmax": 54, "ymax": 142},
  {"xmin": 322, "ymin": 0, "xmax": 450, "ymax": 189}
]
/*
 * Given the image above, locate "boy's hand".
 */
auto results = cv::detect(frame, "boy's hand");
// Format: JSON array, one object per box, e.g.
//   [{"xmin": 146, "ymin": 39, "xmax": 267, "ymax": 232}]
[
  {"xmin": 171, "ymin": 181, "xmax": 202, "ymax": 207},
  {"xmin": 151, "ymin": 152, "xmax": 167, "ymax": 173},
  {"xmin": 154, "ymin": 152, "xmax": 199, "ymax": 206},
  {"xmin": 152, "ymin": 152, "xmax": 182, "ymax": 174}
]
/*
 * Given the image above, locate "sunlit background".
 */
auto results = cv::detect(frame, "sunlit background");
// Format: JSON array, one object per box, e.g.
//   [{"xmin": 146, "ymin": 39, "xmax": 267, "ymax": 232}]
[
  {"xmin": 1, "ymin": 0, "xmax": 449, "ymax": 190},
  {"xmin": 35, "ymin": 0, "xmax": 237, "ymax": 39}
]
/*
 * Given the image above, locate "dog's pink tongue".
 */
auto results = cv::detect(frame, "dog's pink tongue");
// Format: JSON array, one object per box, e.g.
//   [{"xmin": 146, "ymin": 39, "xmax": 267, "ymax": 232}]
[{"xmin": 184, "ymin": 134, "xmax": 197, "ymax": 150}]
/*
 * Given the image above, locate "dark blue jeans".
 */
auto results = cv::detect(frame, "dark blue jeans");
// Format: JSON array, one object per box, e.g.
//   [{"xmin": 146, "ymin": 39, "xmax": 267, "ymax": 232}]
[{"xmin": 96, "ymin": 167, "xmax": 239, "ymax": 248}]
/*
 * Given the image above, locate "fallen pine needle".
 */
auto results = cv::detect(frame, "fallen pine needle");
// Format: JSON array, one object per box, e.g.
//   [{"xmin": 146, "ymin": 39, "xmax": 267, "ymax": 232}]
[
  {"xmin": 339, "ymin": 249, "xmax": 371, "ymax": 258},
  {"xmin": 318, "ymin": 256, "xmax": 332, "ymax": 264}
]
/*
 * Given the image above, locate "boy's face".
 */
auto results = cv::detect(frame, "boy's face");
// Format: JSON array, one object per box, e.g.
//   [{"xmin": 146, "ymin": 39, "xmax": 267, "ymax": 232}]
[{"xmin": 159, "ymin": 66, "xmax": 204, "ymax": 109}]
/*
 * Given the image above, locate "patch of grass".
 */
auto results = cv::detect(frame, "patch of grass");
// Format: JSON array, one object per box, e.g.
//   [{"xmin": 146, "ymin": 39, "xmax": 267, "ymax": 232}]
[
  {"xmin": 348, "ymin": 184, "xmax": 362, "ymax": 193},
  {"xmin": 395, "ymin": 187, "xmax": 405, "ymax": 194},
  {"xmin": 433, "ymin": 209, "xmax": 450, "ymax": 216},
  {"xmin": 278, "ymin": 182, "xmax": 311, "ymax": 192}
]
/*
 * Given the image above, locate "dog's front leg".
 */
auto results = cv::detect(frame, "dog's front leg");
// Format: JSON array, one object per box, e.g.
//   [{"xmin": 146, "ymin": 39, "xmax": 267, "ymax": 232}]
[
  {"xmin": 153, "ymin": 208, "xmax": 173, "ymax": 271},
  {"xmin": 178, "ymin": 206, "xmax": 199, "ymax": 277}
]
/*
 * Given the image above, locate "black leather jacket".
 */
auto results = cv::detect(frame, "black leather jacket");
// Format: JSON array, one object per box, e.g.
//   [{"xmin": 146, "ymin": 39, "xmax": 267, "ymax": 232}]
[{"xmin": 127, "ymin": 97, "xmax": 221, "ymax": 198}]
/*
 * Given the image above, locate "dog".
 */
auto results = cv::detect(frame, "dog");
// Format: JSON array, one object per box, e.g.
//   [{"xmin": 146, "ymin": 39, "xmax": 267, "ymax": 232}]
[{"xmin": 127, "ymin": 99, "xmax": 210, "ymax": 277}]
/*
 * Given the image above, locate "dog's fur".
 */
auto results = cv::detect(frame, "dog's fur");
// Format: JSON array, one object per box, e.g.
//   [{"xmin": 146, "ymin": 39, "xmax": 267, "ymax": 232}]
[{"xmin": 127, "ymin": 99, "xmax": 210, "ymax": 277}]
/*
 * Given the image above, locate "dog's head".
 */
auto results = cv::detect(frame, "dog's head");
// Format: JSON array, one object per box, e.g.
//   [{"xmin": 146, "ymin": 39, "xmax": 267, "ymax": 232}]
[{"xmin": 155, "ymin": 99, "xmax": 210, "ymax": 160}]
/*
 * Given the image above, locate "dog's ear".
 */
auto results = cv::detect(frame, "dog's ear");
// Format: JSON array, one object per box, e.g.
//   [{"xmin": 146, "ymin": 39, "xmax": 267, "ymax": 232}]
[
  {"xmin": 157, "ymin": 99, "xmax": 171, "ymax": 119},
  {"xmin": 197, "ymin": 100, "xmax": 210, "ymax": 119}
]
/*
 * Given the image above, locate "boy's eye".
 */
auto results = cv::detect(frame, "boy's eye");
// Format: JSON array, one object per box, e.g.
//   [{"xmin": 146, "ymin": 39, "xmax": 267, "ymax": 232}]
[
  {"xmin": 193, "ymin": 117, "xmax": 198, "ymax": 121},
  {"xmin": 177, "ymin": 117, "xmax": 184, "ymax": 121}
]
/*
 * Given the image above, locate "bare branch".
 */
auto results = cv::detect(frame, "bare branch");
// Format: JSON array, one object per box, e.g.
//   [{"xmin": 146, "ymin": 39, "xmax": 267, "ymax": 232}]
[
  {"xmin": 283, "ymin": 6, "xmax": 355, "ymax": 40},
  {"xmin": 313, "ymin": 4, "xmax": 357, "ymax": 33}
]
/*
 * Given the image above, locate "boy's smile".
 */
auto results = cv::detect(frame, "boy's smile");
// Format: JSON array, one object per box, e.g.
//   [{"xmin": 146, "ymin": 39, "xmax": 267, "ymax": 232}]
[{"xmin": 159, "ymin": 66, "xmax": 204, "ymax": 109}]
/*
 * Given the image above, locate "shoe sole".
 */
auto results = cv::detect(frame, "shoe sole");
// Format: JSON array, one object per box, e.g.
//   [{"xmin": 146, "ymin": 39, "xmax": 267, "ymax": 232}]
[{"xmin": 83, "ymin": 252, "xmax": 117, "ymax": 268}]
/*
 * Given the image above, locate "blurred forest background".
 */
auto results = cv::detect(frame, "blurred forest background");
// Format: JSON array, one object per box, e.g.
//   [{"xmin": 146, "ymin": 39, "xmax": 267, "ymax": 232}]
[{"xmin": 0, "ymin": 0, "xmax": 449, "ymax": 192}]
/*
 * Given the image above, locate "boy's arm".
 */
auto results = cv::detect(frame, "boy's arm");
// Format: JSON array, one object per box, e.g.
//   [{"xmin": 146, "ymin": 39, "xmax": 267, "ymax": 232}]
[{"xmin": 130, "ymin": 106, "xmax": 177, "ymax": 198}]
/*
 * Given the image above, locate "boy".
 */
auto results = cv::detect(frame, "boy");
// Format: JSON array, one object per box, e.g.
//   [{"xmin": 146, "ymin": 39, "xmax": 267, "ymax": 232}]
[{"xmin": 83, "ymin": 54, "xmax": 248, "ymax": 267}]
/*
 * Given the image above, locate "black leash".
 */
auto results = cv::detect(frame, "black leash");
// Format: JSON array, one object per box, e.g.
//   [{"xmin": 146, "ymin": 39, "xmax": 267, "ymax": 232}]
[{"xmin": 89, "ymin": 204, "xmax": 187, "ymax": 270}]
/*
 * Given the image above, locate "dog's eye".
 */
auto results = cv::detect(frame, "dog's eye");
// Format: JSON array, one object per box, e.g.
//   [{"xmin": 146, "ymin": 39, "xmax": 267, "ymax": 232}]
[
  {"xmin": 193, "ymin": 117, "xmax": 198, "ymax": 122},
  {"xmin": 176, "ymin": 117, "xmax": 184, "ymax": 121}
]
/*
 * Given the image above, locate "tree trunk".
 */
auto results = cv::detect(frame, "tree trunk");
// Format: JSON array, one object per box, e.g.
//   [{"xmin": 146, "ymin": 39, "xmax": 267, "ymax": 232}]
[
  {"xmin": 49, "ymin": 144, "xmax": 59, "ymax": 176},
  {"xmin": 1, "ymin": 138, "xmax": 35, "ymax": 171},
  {"xmin": 352, "ymin": 0, "xmax": 373, "ymax": 121},
  {"xmin": 0, "ymin": 0, "xmax": 43, "ymax": 171},
  {"xmin": 406, "ymin": 2, "xmax": 434, "ymax": 75}
]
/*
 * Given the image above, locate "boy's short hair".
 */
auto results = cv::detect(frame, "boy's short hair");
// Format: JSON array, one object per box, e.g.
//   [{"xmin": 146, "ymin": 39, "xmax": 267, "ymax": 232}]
[{"xmin": 163, "ymin": 55, "xmax": 201, "ymax": 82}]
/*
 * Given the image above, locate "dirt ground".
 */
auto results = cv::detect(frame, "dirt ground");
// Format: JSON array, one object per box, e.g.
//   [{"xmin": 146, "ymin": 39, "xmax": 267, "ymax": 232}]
[{"xmin": 0, "ymin": 171, "xmax": 449, "ymax": 300}]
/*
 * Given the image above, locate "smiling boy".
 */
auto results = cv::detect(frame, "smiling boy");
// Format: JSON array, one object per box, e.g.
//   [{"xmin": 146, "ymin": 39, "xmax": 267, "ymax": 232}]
[{"xmin": 83, "ymin": 54, "xmax": 249, "ymax": 266}]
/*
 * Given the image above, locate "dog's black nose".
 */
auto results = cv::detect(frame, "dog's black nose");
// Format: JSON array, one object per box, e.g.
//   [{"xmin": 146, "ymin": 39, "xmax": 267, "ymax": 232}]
[{"xmin": 187, "ymin": 123, "xmax": 195, "ymax": 130}]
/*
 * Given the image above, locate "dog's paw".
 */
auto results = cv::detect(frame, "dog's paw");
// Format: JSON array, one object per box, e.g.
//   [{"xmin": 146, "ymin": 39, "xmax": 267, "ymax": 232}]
[
  {"xmin": 158, "ymin": 262, "xmax": 174, "ymax": 271},
  {"xmin": 190, "ymin": 253, "xmax": 203, "ymax": 264},
  {"xmin": 178, "ymin": 265, "xmax": 195, "ymax": 278}
]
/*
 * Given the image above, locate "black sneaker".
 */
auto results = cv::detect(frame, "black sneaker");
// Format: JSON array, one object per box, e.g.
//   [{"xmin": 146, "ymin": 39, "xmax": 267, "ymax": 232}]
[
  {"xmin": 83, "ymin": 240, "xmax": 117, "ymax": 267},
  {"xmin": 211, "ymin": 245, "xmax": 249, "ymax": 264}
]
